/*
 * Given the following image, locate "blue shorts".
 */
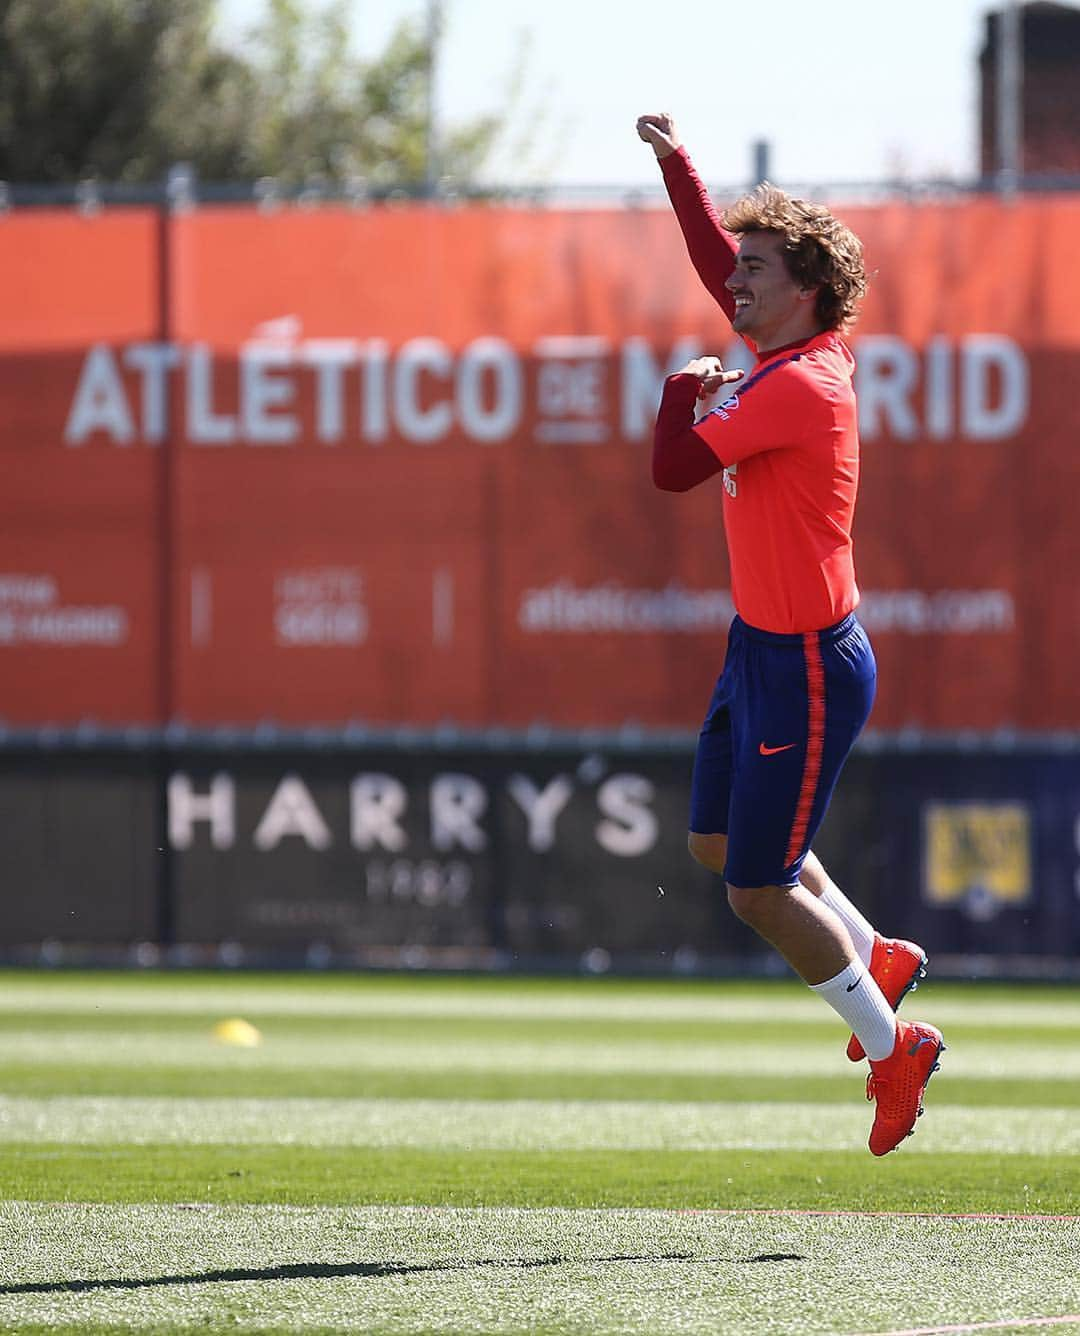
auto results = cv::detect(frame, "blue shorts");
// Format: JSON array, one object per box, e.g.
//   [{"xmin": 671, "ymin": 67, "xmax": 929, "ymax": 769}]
[{"xmin": 689, "ymin": 613, "xmax": 876, "ymax": 888}]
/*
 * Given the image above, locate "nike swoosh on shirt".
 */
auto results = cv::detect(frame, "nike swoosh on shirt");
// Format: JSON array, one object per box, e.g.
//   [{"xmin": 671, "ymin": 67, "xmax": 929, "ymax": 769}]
[
  {"xmin": 846, "ymin": 978, "xmax": 862, "ymax": 993},
  {"xmin": 759, "ymin": 742, "xmax": 798, "ymax": 756}
]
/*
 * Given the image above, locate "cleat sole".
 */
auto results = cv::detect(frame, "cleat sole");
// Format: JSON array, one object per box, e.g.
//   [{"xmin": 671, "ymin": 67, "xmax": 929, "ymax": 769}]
[
  {"xmin": 894, "ymin": 958, "xmax": 929, "ymax": 1011},
  {"xmin": 919, "ymin": 1041, "xmax": 946, "ymax": 1107}
]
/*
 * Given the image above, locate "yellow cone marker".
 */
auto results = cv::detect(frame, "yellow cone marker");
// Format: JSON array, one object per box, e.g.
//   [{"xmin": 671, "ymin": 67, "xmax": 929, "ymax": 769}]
[{"xmin": 211, "ymin": 1017, "xmax": 262, "ymax": 1047}]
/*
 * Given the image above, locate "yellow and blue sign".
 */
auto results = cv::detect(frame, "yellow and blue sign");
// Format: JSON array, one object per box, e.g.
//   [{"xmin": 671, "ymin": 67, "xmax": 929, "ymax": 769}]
[{"xmin": 923, "ymin": 802, "xmax": 1033, "ymax": 916}]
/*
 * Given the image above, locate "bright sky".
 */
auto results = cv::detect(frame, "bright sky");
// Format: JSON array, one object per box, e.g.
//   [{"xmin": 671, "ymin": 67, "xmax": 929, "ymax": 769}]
[{"xmin": 218, "ymin": 0, "xmax": 1020, "ymax": 188}]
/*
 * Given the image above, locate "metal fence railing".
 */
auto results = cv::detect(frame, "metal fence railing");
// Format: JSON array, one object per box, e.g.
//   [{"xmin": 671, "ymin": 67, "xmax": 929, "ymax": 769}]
[{"xmin": 4, "ymin": 169, "xmax": 1080, "ymax": 214}]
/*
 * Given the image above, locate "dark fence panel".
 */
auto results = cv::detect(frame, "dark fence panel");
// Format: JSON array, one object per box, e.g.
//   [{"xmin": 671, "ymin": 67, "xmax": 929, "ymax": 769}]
[
  {"xmin": 1, "ymin": 739, "xmax": 1078, "ymax": 974},
  {"xmin": 0, "ymin": 749, "xmax": 160, "ymax": 946},
  {"xmin": 161, "ymin": 746, "xmax": 753, "ymax": 969},
  {"xmin": 862, "ymin": 751, "xmax": 1080, "ymax": 963}
]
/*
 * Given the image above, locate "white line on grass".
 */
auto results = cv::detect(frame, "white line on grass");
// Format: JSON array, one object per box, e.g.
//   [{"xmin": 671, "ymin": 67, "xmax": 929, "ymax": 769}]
[
  {"xmin": 2, "ymin": 983, "xmax": 1079, "ymax": 1030},
  {"xmin": 1, "ymin": 1030, "xmax": 1077, "ymax": 1080},
  {"xmin": 684, "ymin": 1209, "xmax": 1080, "ymax": 1222},
  {"xmin": 2, "ymin": 1096, "xmax": 1080, "ymax": 1155},
  {"xmin": 858, "ymin": 1316, "xmax": 1080, "ymax": 1334}
]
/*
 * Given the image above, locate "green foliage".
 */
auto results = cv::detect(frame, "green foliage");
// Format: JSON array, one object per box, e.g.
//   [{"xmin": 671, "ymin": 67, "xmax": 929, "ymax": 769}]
[
  {"xmin": 0, "ymin": 0, "xmax": 505, "ymax": 187},
  {"xmin": 0, "ymin": 0, "xmax": 258, "ymax": 182}
]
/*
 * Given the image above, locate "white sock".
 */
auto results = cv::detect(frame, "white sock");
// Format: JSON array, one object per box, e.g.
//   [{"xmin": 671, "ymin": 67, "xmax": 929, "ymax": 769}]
[
  {"xmin": 810, "ymin": 960, "xmax": 896, "ymax": 1061},
  {"xmin": 819, "ymin": 884, "xmax": 876, "ymax": 967}
]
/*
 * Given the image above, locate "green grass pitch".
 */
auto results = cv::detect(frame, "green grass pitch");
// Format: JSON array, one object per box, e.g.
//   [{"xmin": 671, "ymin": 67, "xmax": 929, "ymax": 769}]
[{"xmin": 0, "ymin": 970, "xmax": 1078, "ymax": 1335}]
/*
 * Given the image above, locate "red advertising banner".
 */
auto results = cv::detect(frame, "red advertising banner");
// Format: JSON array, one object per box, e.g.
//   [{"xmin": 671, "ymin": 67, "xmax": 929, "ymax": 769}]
[
  {"xmin": 3, "ymin": 198, "xmax": 1079, "ymax": 731},
  {"xmin": 0, "ymin": 210, "xmax": 163, "ymax": 723}
]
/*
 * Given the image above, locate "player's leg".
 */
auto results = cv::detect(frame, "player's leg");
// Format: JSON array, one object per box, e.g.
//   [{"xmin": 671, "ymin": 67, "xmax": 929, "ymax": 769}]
[
  {"xmin": 784, "ymin": 616, "xmax": 943, "ymax": 1153},
  {"xmin": 686, "ymin": 623, "xmax": 851, "ymax": 983},
  {"xmin": 727, "ymin": 877, "xmax": 942, "ymax": 1155},
  {"xmin": 702, "ymin": 834, "xmax": 919, "ymax": 1011},
  {"xmin": 700, "ymin": 833, "xmax": 881, "ymax": 969},
  {"xmin": 690, "ymin": 616, "xmax": 943, "ymax": 1152},
  {"xmin": 717, "ymin": 621, "xmax": 899, "ymax": 1061},
  {"xmin": 798, "ymin": 849, "xmax": 876, "ymax": 964},
  {"xmin": 723, "ymin": 877, "xmax": 898, "ymax": 1061},
  {"xmin": 799, "ymin": 837, "xmax": 927, "ymax": 1060},
  {"xmin": 689, "ymin": 829, "xmax": 889, "ymax": 1035},
  {"xmin": 724, "ymin": 878, "xmax": 855, "ymax": 983}
]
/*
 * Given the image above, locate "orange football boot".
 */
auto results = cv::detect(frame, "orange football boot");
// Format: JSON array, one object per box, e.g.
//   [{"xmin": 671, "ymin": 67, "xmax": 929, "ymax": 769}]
[
  {"xmin": 847, "ymin": 935, "xmax": 927, "ymax": 1061},
  {"xmin": 866, "ymin": 1019, "xmax": 945, "ymax": 1156}
]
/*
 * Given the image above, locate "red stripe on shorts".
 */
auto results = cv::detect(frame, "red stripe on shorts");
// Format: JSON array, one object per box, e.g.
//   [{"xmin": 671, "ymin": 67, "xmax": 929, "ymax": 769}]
[{"xmin": 785, "ymin": 631, "xmax": 826, "ymax": 867}]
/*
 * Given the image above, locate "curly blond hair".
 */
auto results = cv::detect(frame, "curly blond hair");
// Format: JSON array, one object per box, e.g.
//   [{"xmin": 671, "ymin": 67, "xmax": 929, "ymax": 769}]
[{"xmin": 722, "ymin": 184, "xmax": 868, "ymax": 331}]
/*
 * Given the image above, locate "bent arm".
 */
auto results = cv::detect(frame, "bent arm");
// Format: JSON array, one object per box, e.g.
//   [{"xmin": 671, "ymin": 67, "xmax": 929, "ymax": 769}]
[
  {"xmin": 653, "ymin": 373, "xmax": 724, "ymax": 491},
  {"xmin": 659, "ymin": 147, "xmax": 738, "ymax": 323},
  {"xmin": 693, "ymin": 359, "xmax": 820, "ymax": 465}
]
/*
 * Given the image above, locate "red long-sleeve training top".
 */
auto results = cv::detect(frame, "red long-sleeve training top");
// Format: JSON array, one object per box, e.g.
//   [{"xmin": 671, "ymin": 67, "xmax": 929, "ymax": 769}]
[{"xmin": 652, "ymin": 145, "xmax": 861, "ymax": 636}]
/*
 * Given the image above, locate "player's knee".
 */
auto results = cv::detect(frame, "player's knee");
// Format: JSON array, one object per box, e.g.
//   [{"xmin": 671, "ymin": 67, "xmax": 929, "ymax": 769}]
[
  {"xmin": 688, "ymin": 831, "xmax": 726, "ymax": 873},
  {"xmin": 726, "ymin": 882, "xmax": 768, "ymax": 927}
]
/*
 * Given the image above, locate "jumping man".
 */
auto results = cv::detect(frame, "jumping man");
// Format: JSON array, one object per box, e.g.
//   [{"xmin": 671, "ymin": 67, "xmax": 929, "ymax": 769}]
[{"xmin": 637, "ymin": 111, "xmax": 944, "ymax": 1156}]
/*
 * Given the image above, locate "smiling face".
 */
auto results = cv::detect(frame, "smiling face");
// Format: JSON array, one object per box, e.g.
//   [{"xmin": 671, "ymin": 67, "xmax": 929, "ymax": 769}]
[{"xmin": 724, "ymin": 230, "xmax": 821, "ymax": 352}]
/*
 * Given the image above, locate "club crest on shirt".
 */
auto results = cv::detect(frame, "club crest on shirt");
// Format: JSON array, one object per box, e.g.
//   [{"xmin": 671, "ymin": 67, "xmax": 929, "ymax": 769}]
[
  {"xmin": 711, "ymin": 393, "xmax": 741, "ymax": 422},
  {"xmin": 723, "ymin": 462, "xmax": 738, "ymax": 498}
]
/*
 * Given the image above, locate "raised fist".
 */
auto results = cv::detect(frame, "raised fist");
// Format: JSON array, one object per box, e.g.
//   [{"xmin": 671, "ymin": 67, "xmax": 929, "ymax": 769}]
[{"xmin": 636, "ymin": 113, "xmax": 681, "ymax": 159}]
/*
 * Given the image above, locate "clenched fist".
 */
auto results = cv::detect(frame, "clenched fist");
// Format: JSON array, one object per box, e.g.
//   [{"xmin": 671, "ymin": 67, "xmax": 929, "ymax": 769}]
[{"xmin": 636, "ymin": 112, "xmax": 681, "ymax": 159}]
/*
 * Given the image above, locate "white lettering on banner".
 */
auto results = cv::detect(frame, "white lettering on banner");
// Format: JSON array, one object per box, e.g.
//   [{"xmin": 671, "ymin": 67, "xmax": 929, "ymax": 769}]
[
  {"xmin": 516, "ymin": 583, "xmax": 1017, "ymax": 637},
  {"xmin": 62, "ymin": 334, "xmax": 1032, "ymax": 446},
  {"xmin": 0, "ymin": 608, "xmax": 127, "ymax": 645},
  {"xmin": 596, "ymin": 775, "xmax": 659, "ymax": 857},
  {"xmin": 858, "ymin": 589, "xmax": 1015, "ymax": 633},
  {"xmin": 124, "ymin": 343, "xmax": 182, "ymax": 443},
  {"xmin": 168, "ymin": 774, "xmax": 236, "ymax": 850},
  {"xmin": 855, "ymin": 336, "xmax": 920, "ymax": 440},
  {"xmin": 253, "ymin": 315, "xmax": 302, "ymax": 342},
  {"xmin": 253, "ymin": 776, "xmax": 333, "ymax": 850},
  {"xmin": 0, "ymin": 572, "xmax": 128, "ymax": 647},
  {"xmin": 351, "ymin": 774, "xmax": 408, "ymax": 852},
  {"xmin": 394, "ymin": 337, "xmax": 453, "ymax": 442},
  {"xmin": 519, "ymin": 581, "xmax": 735, "ymax": 634},
  {"xmin": 64, "ymin": 345, "xmax": 135, "ymax": 444},
  {"xmin": 274, "ymin": 605, "xmax": 367, "ymax": 646},
  {"xmin": 432, "ymin": 568, "xmax": 454, "ymax": 647},
  {"xmin": 857, "ymin": 335, "xmax": 1029, "ymax": 441},
  {"xmin": 0, "ymin": 575, "xmax": 56, "ymax": 605},
  {"xmin": 187, "ymin": 343, "xmax": 237, "ymax": 444},
  {"xmin": 166, "ymin": 769, "xmax": 663, "ymax": 858},
  {"xmin": 364, "ymin": 858, "xmax": 471, "ymax": 906},
  {"xmin": 360, "ymin": 339, "xmax": 390, "ymax": 441},
  {"xmin": 925, "ymin": 335, "xmax": 953, "ymax": 439},
  {"xmin": 459, "ymin": 337, "xmax": 521, "ymax": 442},
  {"xmin": 241, "ymin": 343, "xmax": 298, "ymax": 444},
  {"xmin": 302, "ymin": 339, "xmax": 359, "ymax": 443},
  {"xmin": 431, "ymin": 774, "xmax": 488, "ymax": 852},
  {"xmin": 962, "ymin": 334, "xmax": 1029, "ymax": 439},
  {"xmin": 507, "ymin": 774, "xmax": 575, "ymax": 852},
  {"xmin": 273, "ymin": 568, "xmax": 368, "ymax": 647},
  {"xmin": 190, "ymin": 568, "xmax": 213, "ymax": 647},
  {"xmin": 538, "ymin": 355, "xmax": 603, "ymax": 413},
  {"xmin": 534, "ymin": 335, "xmax": 610, "ymax": 444}
]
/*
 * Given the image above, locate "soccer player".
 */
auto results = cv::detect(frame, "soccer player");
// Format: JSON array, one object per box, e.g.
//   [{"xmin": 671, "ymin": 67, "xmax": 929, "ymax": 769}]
[{"xmin": 637, "ymin": 111, "xmax": 944, "ymax": 1156}]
